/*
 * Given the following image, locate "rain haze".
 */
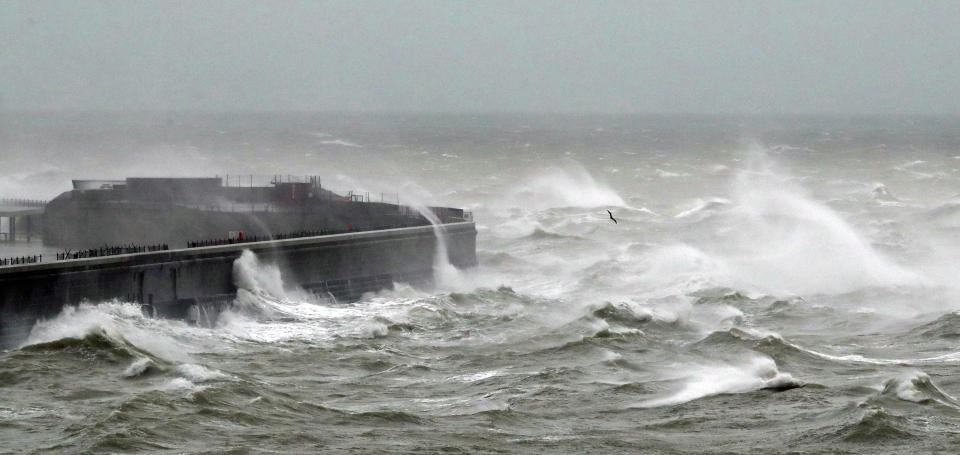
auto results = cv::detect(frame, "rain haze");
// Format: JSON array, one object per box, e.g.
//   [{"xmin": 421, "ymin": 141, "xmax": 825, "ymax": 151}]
[{"xmin": 3, "ymin": 2, "xmax": 960, "ymax": 454}]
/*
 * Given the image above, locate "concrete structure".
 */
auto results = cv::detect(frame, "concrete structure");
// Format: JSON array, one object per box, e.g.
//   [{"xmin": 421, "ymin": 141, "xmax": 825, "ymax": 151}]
[
  {"xmin": 0, "ymin": 222, "xmax": 477, "ymax": 347},
  {"xmin": 0, "ymin": 199, "xmax": 45, "ymax": 243},
  {"xmin": 42, "ymin": 177, "xmax": 469, "ymax": 248}
]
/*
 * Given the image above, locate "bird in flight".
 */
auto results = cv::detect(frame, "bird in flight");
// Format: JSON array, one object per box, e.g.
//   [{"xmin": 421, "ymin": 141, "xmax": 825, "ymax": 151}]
[{"xmin": 607, "ymin": 210, "xmax": 618, "ymax": 224}]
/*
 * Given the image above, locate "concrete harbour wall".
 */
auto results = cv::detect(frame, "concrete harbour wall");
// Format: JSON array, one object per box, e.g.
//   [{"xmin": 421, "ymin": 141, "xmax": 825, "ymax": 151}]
[{"xmin": 0, "ymin": 222, "xmax": 477, "ymax": 347}]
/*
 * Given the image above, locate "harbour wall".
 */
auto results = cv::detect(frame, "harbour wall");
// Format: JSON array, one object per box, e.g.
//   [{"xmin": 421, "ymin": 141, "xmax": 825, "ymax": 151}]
[
  {"xmin": 41, "ymin": 197, "xmax": 436, "ymax": 248},
  {"xmin": 0, "ymin": 222, "xmax": 477, "ymax": 347}
]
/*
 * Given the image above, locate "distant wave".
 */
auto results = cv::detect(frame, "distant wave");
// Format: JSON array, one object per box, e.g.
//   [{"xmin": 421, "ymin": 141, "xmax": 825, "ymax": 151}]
[
  {"xmin": 699, "ymin": 326, "xmax": 960, "ymax": 367},
  {"xmin": 905, "ymin": 311, "xmax": 960, "ymax": 340},
  {"xmin": 319, "ymin": 139, "xmax": 362, "ymax": 148},
  {"xmin": 655, "ymin": 168, "xmax": 690, "ymax": 178},
  {"xmin": 674, "ymin": 197, "xmax": 731, "ymax": 219},
  {"xmin": 525, "ymin": 227, "xmax": 585, "ymax": 241}
]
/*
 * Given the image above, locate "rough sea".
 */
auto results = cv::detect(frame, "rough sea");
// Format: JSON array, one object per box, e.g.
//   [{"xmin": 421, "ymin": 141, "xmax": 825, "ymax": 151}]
[{"xmin": 2, "ymin": 113, "xmax": 960, "ymax": 454}]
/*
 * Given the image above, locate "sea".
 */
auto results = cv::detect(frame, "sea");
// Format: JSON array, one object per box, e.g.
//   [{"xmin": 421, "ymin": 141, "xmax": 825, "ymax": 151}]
[{"xmin": 1, "ymin": 112, "xmax": 960, "ymax": 454}]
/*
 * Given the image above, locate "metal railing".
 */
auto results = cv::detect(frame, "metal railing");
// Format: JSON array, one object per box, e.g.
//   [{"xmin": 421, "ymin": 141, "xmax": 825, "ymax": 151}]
[
  {"xmin": 186, "ymin": 221, "xmax": 433, "ymax": 249},
  {"xmin": 0, "ymin": 198, "xmax": 47, "ymax": 208},
  {"xmin": 0, "ymin": 255, "xmax": 42, "ymax": 266},
  {"xmin": 0, "ymin": 215, "xmax": 473, "ymax": 267},
  {"xmin": 214, "ymin": 174, "xmax": 400, "ymax": 205},
  {"xmin": 56, "ymin": 244, "xmax": 170, "ymax": 260}
]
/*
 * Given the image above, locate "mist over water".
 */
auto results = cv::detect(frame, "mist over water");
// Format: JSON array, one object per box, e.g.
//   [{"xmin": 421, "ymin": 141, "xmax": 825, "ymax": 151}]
[{"xmin": 3, "ymin": 113, "xmax": 960, "ymax": 453}]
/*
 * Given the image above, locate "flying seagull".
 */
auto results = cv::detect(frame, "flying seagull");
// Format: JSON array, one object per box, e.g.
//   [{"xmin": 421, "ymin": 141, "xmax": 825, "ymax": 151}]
[{"xmin": 607, "ymin": 210, "xmax": 618, "ymax": 224}]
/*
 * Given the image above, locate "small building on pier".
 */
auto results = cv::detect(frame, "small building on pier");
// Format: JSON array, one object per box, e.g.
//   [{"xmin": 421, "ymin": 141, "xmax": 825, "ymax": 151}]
[{"xmin": 0, "ymin": 199, "xmax": 44, "ymax": 243}]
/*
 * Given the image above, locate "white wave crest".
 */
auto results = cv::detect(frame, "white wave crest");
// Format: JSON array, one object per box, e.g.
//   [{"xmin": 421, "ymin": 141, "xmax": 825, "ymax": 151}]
[
  {"xmin": 636, "ymin": 354, "xmax": 800, "ymax": 408},
  {"xmin": 122, "ymin": 357, "xmax": 157, "ymax": 378},
  {"xmin": 674, "ymin": 197, "xmax": 731, "ymax": 219},
  {"xmin": 881, "ymin": 371, "xmax": 960, "ymax": 407},
  {"xmin": 21, "ymin": 301, "xmax": 199, "ymax": 362},
  {"xmin": 320, "ymin": 139, "xmax": 361, "ymax": 148}
]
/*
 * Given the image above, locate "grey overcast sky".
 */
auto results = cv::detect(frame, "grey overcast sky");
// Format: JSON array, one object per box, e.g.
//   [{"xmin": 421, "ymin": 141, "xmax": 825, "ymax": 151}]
[{"xmin": 3, "ymin": 0, "xmax": 960, "ymax": 114}]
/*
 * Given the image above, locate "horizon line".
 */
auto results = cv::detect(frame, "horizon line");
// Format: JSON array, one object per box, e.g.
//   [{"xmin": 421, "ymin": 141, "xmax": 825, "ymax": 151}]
[{"xmin": 3, "ymin": 108, "xmax": 960, "ymax": 118}]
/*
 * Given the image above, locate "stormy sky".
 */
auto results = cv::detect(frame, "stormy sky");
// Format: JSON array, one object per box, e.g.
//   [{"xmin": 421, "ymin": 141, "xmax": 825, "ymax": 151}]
[{"xmin": 3, "ymin": 0, "xmax": 959, "ymax": 115}]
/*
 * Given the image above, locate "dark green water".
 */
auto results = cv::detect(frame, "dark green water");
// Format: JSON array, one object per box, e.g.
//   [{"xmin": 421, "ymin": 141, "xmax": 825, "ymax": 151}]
[{"xmin": 2, "ymin": 114, "xmax": 960, "ymax": 453}]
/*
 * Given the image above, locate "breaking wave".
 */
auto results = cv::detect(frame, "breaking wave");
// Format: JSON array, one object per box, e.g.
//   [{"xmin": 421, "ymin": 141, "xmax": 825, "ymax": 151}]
[
  {"xmin": 881, "ymin": 371, "xmax": 960, "ymax": 407},
  {"xmin": 19, "ymin": 302, "xmax": 197, "ymax": 362},
  {"xmin": 635, "ymin": 354, "xmax": 802, "ymax": 408}
]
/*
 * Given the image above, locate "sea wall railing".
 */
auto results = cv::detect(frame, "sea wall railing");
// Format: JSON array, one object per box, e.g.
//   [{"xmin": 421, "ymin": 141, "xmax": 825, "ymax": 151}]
[
  {"xmin": 1, "ymin": 218, "xmax": 461, "ymax": 267},
  {"xmin": 186, "ymin": 221, "xmax": 433, "ymax": 249},
  {"xmin": 56, "ymin": 244, "xmax": 170, "ymax": 260},
  {"xmin": 214, "ymin": 174, "xmax": 400, "ymax": 205},
  {"xmin": 0, "ymin": 198, "xmax": 47, "ymax": 208},
  {"xmin": 0, "ymin": 255, "xmax": 42, "ymax": 266}
]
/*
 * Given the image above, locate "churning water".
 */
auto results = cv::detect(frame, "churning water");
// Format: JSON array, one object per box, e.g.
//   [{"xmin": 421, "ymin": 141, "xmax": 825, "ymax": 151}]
[{"xmin": 2, "ymin": 113, "xmax": 960, "ymax": 453}]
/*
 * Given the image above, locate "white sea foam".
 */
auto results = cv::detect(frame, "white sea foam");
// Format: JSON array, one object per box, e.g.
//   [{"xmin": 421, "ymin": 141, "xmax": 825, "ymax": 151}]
[
  {"xmin": 601, "ymin": 350, "xmax": 623, "ymax": 362},
  {"xmin": 161, "ymin": 377, "xmax": 200, "ymax": 391},
  {"xmin": 358, "ymin": 321, "xmax": 389, "ymax": 339},
  {"xmin": 448, "ymin": 370, "xmax": 500, "ymax": 382}
]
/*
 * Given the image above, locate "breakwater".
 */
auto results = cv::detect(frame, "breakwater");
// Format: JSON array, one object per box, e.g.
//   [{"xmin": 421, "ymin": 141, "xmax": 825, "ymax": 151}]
[{"xmin": 0, "ymin": 222, "xmax": 477, "ymax": 347}]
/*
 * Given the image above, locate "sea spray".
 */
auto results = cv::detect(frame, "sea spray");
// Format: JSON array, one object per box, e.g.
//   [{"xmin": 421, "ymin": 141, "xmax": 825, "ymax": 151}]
[
  {"xmin": 233, "ymin": 249, "xmax": 287, "ymax": 299},
  {"xmin": 517, "ymin": 160, "xmax": 625, "ymax": 209},
  {"xmin": 412, "ymin": 205, "xmax": 461, "ymax": 286},
  {"xmin": 221, "ymin": 249, "xmax": 331, "ymax": 323},
  {"xmin": 718, "ymin": 152, "xmax": 923, "ymax": 294}
]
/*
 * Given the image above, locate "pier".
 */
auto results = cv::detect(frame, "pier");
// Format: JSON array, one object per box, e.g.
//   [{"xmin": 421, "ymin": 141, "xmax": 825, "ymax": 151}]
[
  {"xmin": 0, "ymin": 177, "xmax": 477, "ymax": 348},
  {"xmin": 0, "ymin": 221, "xmax": 478, "ymax": 347}
]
